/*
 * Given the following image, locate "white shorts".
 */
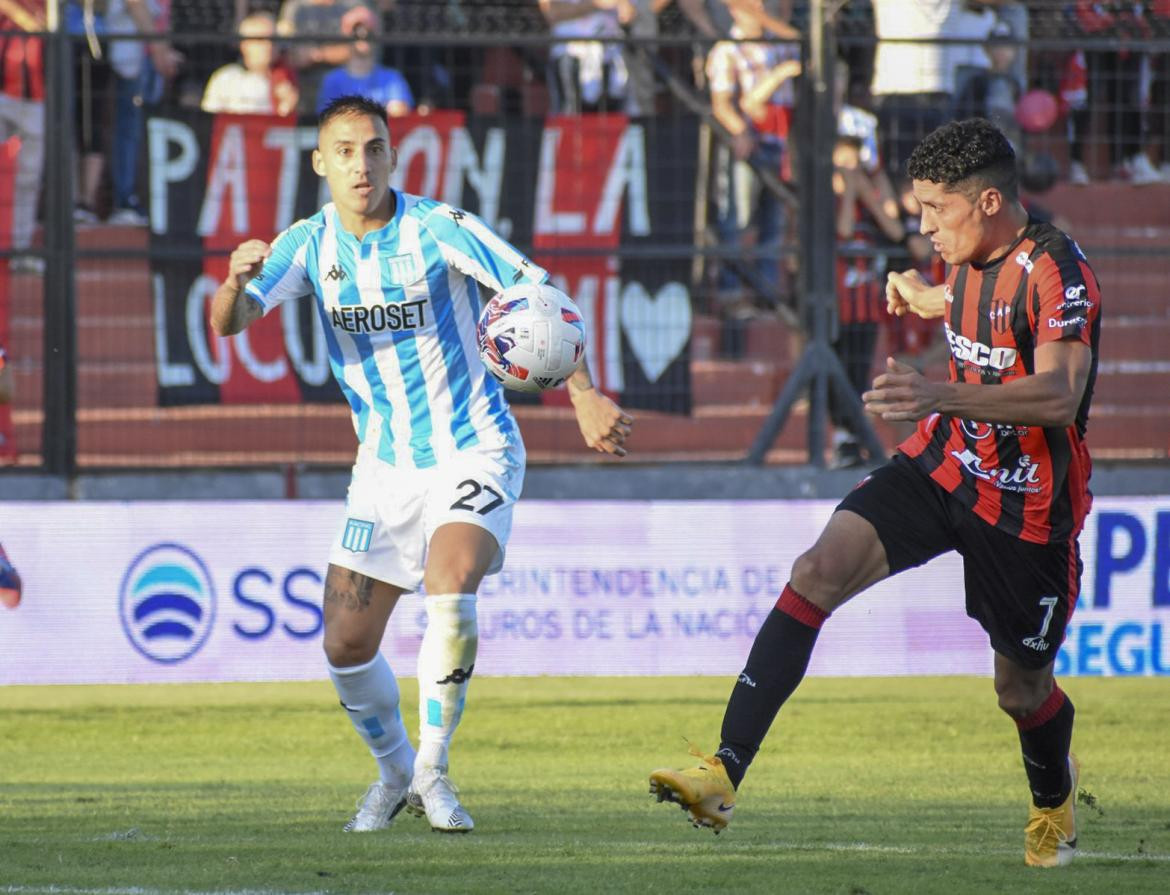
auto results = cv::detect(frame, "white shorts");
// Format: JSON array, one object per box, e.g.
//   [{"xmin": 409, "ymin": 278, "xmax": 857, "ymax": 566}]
[{"xmin": 327, "ymin": 439, "xmax": 526, "ymax": 591}]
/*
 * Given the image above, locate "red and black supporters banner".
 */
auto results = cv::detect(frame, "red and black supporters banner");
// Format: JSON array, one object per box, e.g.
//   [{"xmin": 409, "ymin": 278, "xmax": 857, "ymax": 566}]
[{"xmin": 148, "ymin": 111, "xmax": 696, "ymax": 413}]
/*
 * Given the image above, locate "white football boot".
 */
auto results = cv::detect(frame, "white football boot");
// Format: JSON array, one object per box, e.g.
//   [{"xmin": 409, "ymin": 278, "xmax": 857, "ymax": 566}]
[
  {"xmin": 343, "ymin": 781, "xmax": 409, "ymax": 832},
  {"xmin": 407, "ymin": 768, "xmax": 474, "ymax": 833}
]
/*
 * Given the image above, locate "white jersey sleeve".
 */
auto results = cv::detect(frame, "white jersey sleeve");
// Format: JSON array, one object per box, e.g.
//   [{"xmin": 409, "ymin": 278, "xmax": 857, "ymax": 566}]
[
  {"xmin": 418, "ymin": 204, "xmax": 548, "ymax": 295},
  {"xmin": 244, "ymin": 219, "xmax": 316, "ymax": 315}
]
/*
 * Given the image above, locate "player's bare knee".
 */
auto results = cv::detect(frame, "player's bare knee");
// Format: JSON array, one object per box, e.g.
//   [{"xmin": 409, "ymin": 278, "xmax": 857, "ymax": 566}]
[
  {"xmin": 994, "ymin": 677, "xmax": 1051, "ymax": 720},
  {"xmin": 789, "ymin": 549, "xmax": 847, "ymax": 611},
  {"xmin": 423, "ymin": 561, "xmax": 484, "ymax": 597},
  {"xmin": 323, "ymin": 625, "xmax": 379, "ymax": 668}
]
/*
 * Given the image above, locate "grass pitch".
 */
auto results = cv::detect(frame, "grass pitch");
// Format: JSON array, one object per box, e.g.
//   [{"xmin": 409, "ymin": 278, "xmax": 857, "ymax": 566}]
[{"xmin": 1, "ymin": 676, "xmax": 1167, "ymax": 895}]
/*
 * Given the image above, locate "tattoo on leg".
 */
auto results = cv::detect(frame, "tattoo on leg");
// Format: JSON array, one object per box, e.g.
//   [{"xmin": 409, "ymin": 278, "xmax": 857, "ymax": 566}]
[{"xmin": 324, "ymin": 568, "xmax": 376, "ymax": 612}]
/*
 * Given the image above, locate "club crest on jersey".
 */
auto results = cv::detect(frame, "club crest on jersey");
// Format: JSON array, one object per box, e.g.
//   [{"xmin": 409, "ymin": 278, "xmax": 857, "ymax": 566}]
[
  {"xmin": 341, "ymin": 518, "xmax": 375, "ymax": 553},
  {"xmin": 950, "ymin": 448, "xmax": 1042, "ymax": 493},
  {"xmin": 381, "ymin": 252, "xmax": 421, "ymax": 285},
  {"xmin": 989, "ymin": 299, "xmax": 1011, "ymax": 334}
]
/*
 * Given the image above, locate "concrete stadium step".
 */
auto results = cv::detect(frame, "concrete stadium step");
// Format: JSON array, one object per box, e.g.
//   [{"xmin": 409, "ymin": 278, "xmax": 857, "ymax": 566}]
[
  {"xmin": 691, "ymin": 359, "xmax": 788, "ymax": 407},
  {"xmin": 12, "ymin": 395, "xmax": 1166, "ymax": 465},
  {"xmin": 1092, "ymin": 370, "xmax": 1170, "ymax": 405},
  {"xmin": 10, "ymin": 402, "xmax": 888, "ymax": 467},
  {"xmin": 1099, "ymin": 316, "xmax": 1170, "ymax": 362},
  {"xmin": 1042, "ymin": 183, "xmax": 1170, "ymax": 234},
  {"xmin": 11, "ymin": 361, "xmax": 156, "ymax": 408},
  {"xmin": 75, "ymin": 225, "xmax": 151, "ymax": 252},
  {"xmin": 1086, "ymin": 406, "xmax": 1170, "ymax": 458}
]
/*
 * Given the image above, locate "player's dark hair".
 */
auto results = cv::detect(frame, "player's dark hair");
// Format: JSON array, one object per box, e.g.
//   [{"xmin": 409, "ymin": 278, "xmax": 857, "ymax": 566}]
[
  {"xmin": 318, "ymin": 95, "xmax": 388, "ymax": 133},
  {"xmin": 907, "ymin": 118, "xmax": 1018, "ymax": 201}
]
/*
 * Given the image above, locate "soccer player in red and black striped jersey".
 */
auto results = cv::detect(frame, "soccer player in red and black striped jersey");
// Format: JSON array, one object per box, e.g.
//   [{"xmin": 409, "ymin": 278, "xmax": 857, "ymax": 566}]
[{"xmin": 649, "ymin": 120, "xmax": 1095, "ymax": 868}]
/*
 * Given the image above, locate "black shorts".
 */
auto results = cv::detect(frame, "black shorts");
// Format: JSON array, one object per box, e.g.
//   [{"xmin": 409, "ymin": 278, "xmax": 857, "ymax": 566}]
[{"xmin": 837, "ymin": 453, "xmax": 1082, "ymax": 670}]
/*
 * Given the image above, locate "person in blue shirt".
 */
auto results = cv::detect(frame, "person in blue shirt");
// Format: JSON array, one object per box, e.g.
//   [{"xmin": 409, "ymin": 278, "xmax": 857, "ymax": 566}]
[
  {"xmin": 211, "ymin": 94, "xmax": 632, "ymax": 836},
  {"xmin": 316, "ymin": 5, "xmax": 412, "ymax": 117}
]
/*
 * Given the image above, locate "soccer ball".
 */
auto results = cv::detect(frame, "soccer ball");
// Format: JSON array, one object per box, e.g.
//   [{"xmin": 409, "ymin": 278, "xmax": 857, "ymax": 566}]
[{"xmin": 477, "ymin": 283, "xmax": 587, "ymax": 392}]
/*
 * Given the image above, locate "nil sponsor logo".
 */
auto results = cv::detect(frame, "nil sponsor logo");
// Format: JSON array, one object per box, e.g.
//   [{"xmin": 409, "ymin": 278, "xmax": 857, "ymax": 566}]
[
  {"xmin": 119, "ymin": 543, "xmax": 216, "ymax": 664},
  {"xmin": 950, "ymin": 448, "xmax": 1043, "ymax": 493},
  {"xmin": 944, "ymin": 284, "xmax": 955, "ymax": 303},
  {"xmin": 1015, "ymin": 251, "xmax": 1034, "ymax": 273},
  {"xmin": 1022, "ymin": 635, "xmax": 1050, "ymax": 652},
  {"xmin": 945, "ymin": 324, "xmax": 1018, "ymax": 371}
]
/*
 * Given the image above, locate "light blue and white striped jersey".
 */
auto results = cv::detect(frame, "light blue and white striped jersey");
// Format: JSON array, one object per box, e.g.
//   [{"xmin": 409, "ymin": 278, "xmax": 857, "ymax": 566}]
[{"xmin": 245, "ymin": 191, "xmax": 548, "ymax": 469}]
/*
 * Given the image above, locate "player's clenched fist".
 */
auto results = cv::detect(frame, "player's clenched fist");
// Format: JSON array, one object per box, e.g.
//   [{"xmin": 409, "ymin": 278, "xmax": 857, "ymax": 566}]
[
  {"xmin": 227, "ymin": 240, "xmax": 272, "ymax": 291},
  {"xmin": 885, "ymin": 269, "xmax": 946, "ymax": 320}
]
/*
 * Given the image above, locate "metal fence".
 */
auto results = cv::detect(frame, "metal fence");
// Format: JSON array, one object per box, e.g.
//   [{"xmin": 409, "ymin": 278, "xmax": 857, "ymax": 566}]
[{"xmin": 2, "ymin": 0, "xmax": 1168, "ymax": 476}]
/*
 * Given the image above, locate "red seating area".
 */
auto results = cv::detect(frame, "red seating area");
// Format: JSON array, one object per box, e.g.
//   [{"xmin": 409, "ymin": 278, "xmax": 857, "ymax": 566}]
[{"xmin": 6, "ymin": 181, "xmax": 1168, "ymax": 467}]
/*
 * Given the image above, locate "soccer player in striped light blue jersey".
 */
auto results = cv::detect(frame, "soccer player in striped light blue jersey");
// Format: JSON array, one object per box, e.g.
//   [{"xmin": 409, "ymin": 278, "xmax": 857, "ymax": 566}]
[{"xmin": 211, "ymin": 95, "xmax": 633, "ymax": 834}]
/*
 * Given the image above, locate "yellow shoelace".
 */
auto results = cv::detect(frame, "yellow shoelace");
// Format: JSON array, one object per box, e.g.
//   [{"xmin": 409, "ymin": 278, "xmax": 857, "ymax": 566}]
[{"xmin": 1025, "ymin": 809, "xmax": 1069, "ymax": 849}]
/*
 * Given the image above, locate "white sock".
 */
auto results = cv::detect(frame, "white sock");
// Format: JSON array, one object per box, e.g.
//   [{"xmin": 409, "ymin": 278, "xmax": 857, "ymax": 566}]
[
  {"xmin": 415, "ymin": 593, "xmax": 477, "ymax": 776},
  {"xmin": 329, "ymin": 654, "xmax": 415, "ymax": 787}
]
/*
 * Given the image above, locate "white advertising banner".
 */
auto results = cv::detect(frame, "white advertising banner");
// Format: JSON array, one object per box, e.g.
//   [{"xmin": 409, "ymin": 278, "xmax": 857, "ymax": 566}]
[{"xmin": 0, "ymin": 498, "xmax": 1166, "ymax": 684}]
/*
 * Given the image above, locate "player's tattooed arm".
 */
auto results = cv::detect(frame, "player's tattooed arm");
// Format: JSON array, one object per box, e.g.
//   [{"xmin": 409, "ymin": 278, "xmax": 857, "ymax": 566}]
[
  {"xmin": 323, "ymin": 566, "xmax": 378, "ymax": 612},
  {"xmin": 567, "ymin": 362, "xmax": 634, "ymax": 458},
  {"xmin": 211, "ymin": 239, "xmax": 270, "ymax": 336}
]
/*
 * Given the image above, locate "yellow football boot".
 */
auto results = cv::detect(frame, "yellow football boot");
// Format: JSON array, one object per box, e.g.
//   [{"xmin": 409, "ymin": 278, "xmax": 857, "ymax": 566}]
[
  {"xmin": 1025, "ymin": 754, "xmax": 1079, "ymax": 867},
  {"xmin": 649, "ymin": 744, "xmax": 736, "ymax": 834}
]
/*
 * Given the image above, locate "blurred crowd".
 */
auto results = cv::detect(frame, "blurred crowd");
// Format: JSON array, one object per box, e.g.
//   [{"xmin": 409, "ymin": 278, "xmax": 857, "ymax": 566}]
[
  {"xmin": 0, "ymin": 1, "xmax": 1168, "ymax": 464},
  {"xmin": 0, "ymin": 2, "xmax": 1167, "ymax": 233}
]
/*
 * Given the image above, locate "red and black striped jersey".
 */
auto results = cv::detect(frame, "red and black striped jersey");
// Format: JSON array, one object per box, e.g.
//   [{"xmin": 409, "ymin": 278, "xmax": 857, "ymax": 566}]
[
  {"xmin": 0, "ymin": 2, "xmax": 44, "ymax": 103},
  {"xmin": 898, "ymin": 219, "xmax": 1101, "ymax": 544}
]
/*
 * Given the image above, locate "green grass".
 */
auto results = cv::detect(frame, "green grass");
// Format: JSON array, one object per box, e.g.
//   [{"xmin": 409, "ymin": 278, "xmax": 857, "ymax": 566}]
[{"xmin": 1, "ymin": 677, "xmax": 1168, "ymax": 894}]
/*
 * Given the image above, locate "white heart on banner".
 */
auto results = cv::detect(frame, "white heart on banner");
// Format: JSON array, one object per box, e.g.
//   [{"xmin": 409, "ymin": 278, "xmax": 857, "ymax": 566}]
[{"xmin": 619, "ymin": 280, "xmax": 692, "ymax": 383}]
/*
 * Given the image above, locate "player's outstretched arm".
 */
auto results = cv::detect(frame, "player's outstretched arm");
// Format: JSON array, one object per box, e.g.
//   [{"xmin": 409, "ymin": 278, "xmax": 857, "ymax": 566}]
[
  {"xmin": 863, "ymin": 341, "xmax": 1091, "ymax": 427},
  {"xmin": 211, "ymin": 240, "xmax": 269, "ymax": 336},
  {"xmin": 567, "ymin": 363, "xmax": 634, "ymax": 458}
]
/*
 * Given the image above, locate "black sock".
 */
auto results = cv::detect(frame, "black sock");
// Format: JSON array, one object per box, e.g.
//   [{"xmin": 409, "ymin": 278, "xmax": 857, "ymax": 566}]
[
  {"xmin": 1017, "ymin": 685, "xmax": 1075, "ymax": 808},
  {"xmin": 717, "ymin": 584, "xmax": 828, "ymax": 789}
]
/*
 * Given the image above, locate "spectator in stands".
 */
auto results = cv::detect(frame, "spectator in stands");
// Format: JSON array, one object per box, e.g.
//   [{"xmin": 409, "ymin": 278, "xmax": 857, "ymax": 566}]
[
  {"xmin": 870, "ymin": 0, "xmax": 995, "ymax": 180},
  {"xmin": 202, "ymin": 12, "xmax": 299, "ymax": 116},
  {"xmin": 954, "ymin": 15, "xmax": 1024, "ymax": 149},
  {"xmin": 279, "ymin": 0, "xmax": 374, "ymax": 117},
  {"xmin": 1150, "ymin": 2, "xmax": 1170, "ymax": 180},
  {"xmin": 1066, "ymin": 1, "xmax": 1163, "ymax": 184},
  {"xmin": 317, "ymin": 5, "xmax": 412, "ymax": 116},
  {"xmin": 875, "ymin": 174, "xmax": 946, "ymax": 368},
  {"xmin": 706, "ymin": 0, "xmax": 800, "ymax": 308},
  {"xmin": 539, "ymin": 0, "xmax": 631, "ymax": 114},
  {"xmin": 106, "ymin": 0, "xmax": 181, "ymax": 226},
  {"xmin": 0, "ymin": 0, "xmax": 45, "ymax": 274},
  {"xmin": 829, "ymin": 72, "xmax": 904, "ymax": 469},
  {"xmin": 69, "ymin": 0, "xmax": 181, "ymax": 226}
]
